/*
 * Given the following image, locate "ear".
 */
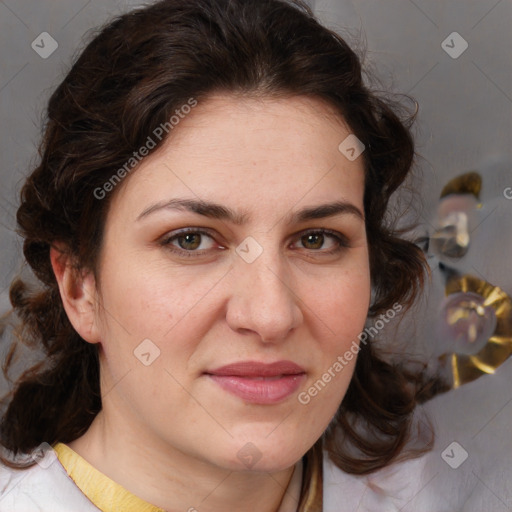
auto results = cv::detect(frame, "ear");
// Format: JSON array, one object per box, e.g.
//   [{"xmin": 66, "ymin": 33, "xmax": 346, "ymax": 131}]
[{"xmin": 50, "ymin": 245, "xmax": 101, "ymax": 344}]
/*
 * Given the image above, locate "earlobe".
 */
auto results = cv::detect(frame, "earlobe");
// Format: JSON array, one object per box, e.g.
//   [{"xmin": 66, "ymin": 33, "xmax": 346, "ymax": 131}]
[{"xmin": 50, "ymin": 245, "xmax": 101, "ymax": 344}]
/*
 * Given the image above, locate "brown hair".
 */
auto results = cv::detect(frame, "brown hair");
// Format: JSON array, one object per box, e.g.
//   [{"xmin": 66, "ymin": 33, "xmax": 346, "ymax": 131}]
[{"xmin": 1, "ymin": 0, "xmax": 433, "ymax": 476}]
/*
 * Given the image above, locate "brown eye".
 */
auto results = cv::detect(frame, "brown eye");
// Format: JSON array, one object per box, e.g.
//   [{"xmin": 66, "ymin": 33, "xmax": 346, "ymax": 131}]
[
  {"xmin": 301, "ymin": 233, "xmax": 325, "ymax": 250},
  {"xmin": 294, "ymin": 229, "xmax": 349, "ymax": 254},
  {"xmin": 176, "ymin": 233, "xmax": 202, "ymax": 250},
  {"xmin": 160, "ymin": 228, "xmax": 219, "ymax": 257}
]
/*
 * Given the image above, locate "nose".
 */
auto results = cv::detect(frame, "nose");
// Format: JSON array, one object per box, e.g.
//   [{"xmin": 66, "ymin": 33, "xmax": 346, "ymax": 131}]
[{"xmin": 225, "ymin": 250, "xmax": 303, "ymax": 343}]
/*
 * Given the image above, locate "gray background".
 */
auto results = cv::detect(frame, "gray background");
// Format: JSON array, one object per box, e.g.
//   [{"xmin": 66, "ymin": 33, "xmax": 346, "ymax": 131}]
[{"xmin": 1, "ymin": 0, "xmax": 511, "ymax": 508}]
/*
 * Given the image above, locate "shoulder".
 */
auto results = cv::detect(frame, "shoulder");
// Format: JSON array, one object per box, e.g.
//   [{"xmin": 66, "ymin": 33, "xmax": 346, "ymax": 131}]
[
  {"xmin": 0, "ymin": 450, "xmax": 100, "ymax": 512},
  {"xmin": 322, "ymin": 449, "xmax": 432, "ymax": 511},
  {"xmin": 323, "ymin": 377, "xmax": 512, "ymax": 512}
]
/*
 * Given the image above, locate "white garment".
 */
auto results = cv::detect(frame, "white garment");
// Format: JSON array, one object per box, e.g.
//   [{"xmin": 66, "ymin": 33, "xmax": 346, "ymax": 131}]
[
  {"xmin": 0, "ymin": 448, "xmax": 499, "ymax": 512},
  {"xmin": 0, "ymin": 453, "xmax": 101, "ymax": 511},
  {"xmin": 323, "ymin": 364, "xmax": 512, "ymax": 511},
  {"xmin": 0, "ymin": 450, "xmax": 301, "ymax": 512}
]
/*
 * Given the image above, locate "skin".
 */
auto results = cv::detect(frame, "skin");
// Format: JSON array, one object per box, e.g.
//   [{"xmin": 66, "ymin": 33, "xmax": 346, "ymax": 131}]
[{"xmin": 51, "ymin": 94, "xmax": 371, "ymax": 511}]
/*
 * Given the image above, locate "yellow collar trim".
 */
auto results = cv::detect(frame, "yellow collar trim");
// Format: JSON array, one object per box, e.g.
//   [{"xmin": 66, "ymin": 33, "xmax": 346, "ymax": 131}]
[{"xmin": 53, "ymin": 443, "xmax": 165, "ymax": 512}]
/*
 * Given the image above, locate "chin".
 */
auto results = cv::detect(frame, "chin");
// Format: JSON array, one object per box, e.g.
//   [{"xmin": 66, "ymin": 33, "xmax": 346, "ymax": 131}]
[{"xmin": 211, "ymin": 434, "xmax": 310, "ymax": 473}]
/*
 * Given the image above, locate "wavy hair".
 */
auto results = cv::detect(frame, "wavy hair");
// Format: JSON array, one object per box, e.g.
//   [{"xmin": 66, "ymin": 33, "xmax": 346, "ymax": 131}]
[{"xmin": 1, "ymin": 0, "xmax": 436, "ymax": 477}]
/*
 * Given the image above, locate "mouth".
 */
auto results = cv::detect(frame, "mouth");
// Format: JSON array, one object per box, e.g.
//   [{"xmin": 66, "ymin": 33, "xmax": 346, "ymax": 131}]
[{"xmin": 205, "ymin": 360, "xmax": 306, "ymax": 404}]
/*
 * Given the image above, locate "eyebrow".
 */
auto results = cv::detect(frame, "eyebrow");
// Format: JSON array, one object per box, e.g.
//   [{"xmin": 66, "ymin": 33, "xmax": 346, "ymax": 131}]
[{"xmin": 136, "ymin": 198, "xmax": 364, "ymax": 224}]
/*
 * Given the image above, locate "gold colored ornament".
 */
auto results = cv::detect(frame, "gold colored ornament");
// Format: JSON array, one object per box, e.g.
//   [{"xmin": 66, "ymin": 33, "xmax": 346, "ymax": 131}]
[
  {"xmin": 440, "ymin": 171, "xmax": 482, "ymax": 199},
  {"xmin": 439, "ymin": 275, "xmax": 512, "ymax": 388}
]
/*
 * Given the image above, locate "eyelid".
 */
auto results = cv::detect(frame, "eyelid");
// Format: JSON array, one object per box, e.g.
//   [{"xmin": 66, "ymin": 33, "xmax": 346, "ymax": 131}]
[
  {"xmin": 159, "ymin": 228, "xmax": 222, "ymax": 257},
  {"xmin": 290, "ymin": 228, "xmax": 350, "ymax": 254},
  {"xmin": 159, "ymin": 227, "xmax": 350, "ymax": 258}
]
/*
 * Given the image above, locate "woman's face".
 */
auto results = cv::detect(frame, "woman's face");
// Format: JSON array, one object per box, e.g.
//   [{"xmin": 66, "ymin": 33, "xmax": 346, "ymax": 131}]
[{"xmin": 91, "ymin": 94, "xmax": 370, "ymax": 472}]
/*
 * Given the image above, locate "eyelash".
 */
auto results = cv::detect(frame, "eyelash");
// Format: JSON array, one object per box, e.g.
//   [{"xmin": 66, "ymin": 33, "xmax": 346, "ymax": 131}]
[{"xmin": 159, "ymin": 227, "xmax": 350, "ymax": 258}]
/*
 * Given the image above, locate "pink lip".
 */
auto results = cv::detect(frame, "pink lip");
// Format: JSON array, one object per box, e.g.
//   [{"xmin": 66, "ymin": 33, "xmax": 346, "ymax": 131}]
[{"xmin": 206, "ymin": 360, "xmax": 306, "ymax": 404}]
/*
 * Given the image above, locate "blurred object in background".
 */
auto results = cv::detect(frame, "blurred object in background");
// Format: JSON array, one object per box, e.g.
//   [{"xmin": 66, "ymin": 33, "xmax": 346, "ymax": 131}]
[{"xmin": 428, "ymin": 161, "xmax": 512, "ymax": 390}]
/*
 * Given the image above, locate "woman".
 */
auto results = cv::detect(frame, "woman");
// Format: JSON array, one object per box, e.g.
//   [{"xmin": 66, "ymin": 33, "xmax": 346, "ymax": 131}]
[{"xmin": 0, "ymin": 0, "xmax": 432, "ymax": 510}]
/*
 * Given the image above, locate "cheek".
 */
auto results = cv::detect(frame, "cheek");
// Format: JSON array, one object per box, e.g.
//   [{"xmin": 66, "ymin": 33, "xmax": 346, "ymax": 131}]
[
  {"xmin": 93, "ymin": 254, "xmax": 231, "ymax": 382},
  {"xmin": 299, "ymin": 256, "xmax": 370, "ymax": 416},
  {"xmin": 97, "ymin": 252, "xmax": 221, "ymax": 336},
  {"xmin": 306, "ymin": 261, "xmax": 371, "ymax": 346}
]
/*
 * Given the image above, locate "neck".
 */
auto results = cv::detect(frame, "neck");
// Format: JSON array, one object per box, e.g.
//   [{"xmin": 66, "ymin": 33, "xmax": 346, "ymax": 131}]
[{"xmin": 68, "ymin": 409, "xmax": 299, "ymax": 512}]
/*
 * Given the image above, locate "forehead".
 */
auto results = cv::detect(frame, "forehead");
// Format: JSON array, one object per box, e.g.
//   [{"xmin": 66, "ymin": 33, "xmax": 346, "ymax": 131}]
[{"xmin": 110, "ymin": 94, "xmax": 366, "ymax": 222}]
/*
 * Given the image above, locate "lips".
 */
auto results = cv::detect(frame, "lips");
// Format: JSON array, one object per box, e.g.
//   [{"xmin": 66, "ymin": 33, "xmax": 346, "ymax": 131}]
[{"xmin": 205, "ymin": 360, "xmax": 306, "ymax": 404}]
